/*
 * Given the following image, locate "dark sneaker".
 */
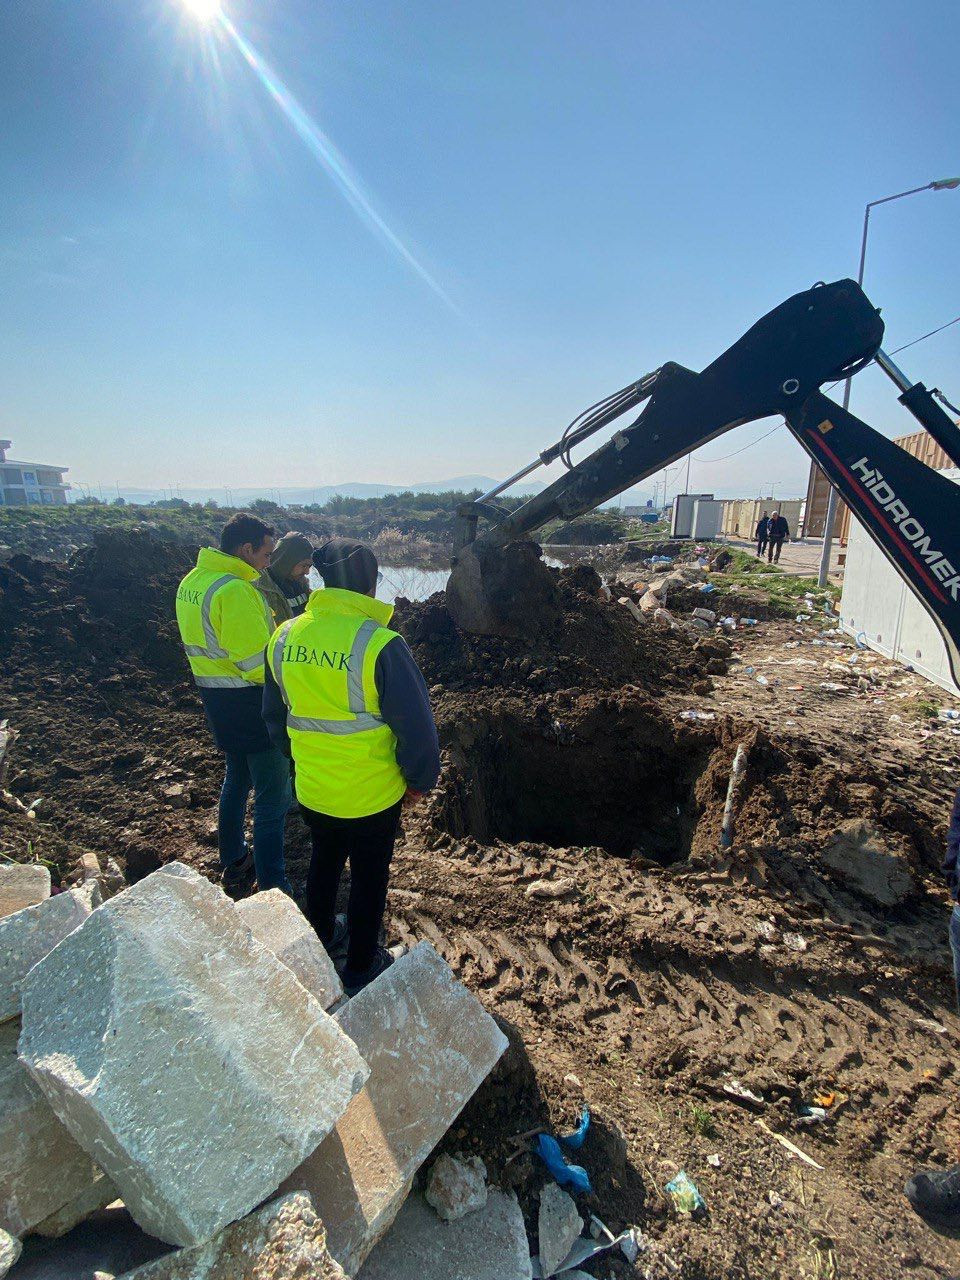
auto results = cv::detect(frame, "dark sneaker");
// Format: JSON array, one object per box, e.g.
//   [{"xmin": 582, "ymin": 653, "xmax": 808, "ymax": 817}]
[
  {"xmin": 222, "ymin": 849, "xmax": 256, "ymax": 900},
  {"xmin": 342, "ymin": 945, "xmax": 398, "ymax": 998},
  {"xmin": 905, "ymin": 1165, "xmax": 960, "ymax": 1227},
  {"xmin": 321, "ymin": 914, "xmax": 349, "ymax": 960}
]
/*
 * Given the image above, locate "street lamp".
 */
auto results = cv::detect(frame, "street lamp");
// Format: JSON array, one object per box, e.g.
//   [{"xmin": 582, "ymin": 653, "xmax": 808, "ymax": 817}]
[{"xmin": 817, "ymin": 177, "xmax": 960, "ymax": 586}]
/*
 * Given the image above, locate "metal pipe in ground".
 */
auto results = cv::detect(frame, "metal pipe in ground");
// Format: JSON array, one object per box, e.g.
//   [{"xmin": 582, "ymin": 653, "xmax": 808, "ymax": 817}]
[{"xmin": 719, "ymin": 743, "xmax": 749, "ymax": 850}]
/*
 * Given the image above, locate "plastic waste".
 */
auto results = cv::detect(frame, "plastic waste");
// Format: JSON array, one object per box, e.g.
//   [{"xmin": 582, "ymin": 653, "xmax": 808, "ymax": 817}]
[
  {"xmin": 720, "ymin": 616, "xmax": 737, "ymax": 630},
  {"xmin": 665, "ymin": 1171, "xmax": 706, "ymax": 1216},
  {"xmin": 535, "ymin": 1134, "xmax": 592, "ymax": 1194},
  {"xmin": 797, "ymin": 1105, "xmax": 828, "ymax": 1125},
  {"xmin": 938, "ymin": 709, "xmax": 960, "ymax": 721},
  {"xmin": 855, "ymin": 631, "xmax": 868, "ymax": 648},
  {"xmin": 698, "ymin": 582, "xmax": 716, "ymax": 593},
  {"xmin": 795, "ymin": 614, "xmax": 811, "ymax": 621},
  {"xmin": 680, "ymin": 710, "xmax": 716, "ymax": 722},
  {"xmin": 741, "ymin": 618, "xmax": 758, "ymax": 626},
  {"xmin": 560, "ymin": 1109, "xmax": 590, "ymax": 1150},
  {"xmin": 755, "ymin": 674, "xmax": 769, "ymax": 686}
]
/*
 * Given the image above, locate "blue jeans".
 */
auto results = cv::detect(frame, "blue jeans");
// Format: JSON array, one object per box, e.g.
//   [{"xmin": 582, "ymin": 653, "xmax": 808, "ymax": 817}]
[
  {"xmin": 950, "ymin": 905, "xmax": 960, "ymax": 1013},
  {"xmin": 219, "ymin": 748, "xmax": 293, "ymax": 894}
]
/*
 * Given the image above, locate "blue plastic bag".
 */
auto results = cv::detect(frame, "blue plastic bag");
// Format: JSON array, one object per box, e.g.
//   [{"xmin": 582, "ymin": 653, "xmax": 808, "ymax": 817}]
[
  {"xmin": 535, "ymin": 1134, "xmax": 593, "ymax": 1194},
  {"xmin": 560, "ymin": 1108, "xmax": 590, "ymax": 1150}
]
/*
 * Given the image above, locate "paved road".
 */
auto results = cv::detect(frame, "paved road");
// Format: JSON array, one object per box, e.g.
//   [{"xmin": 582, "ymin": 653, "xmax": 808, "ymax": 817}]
[{"xmin": 723, "ymin": 536, "xmax": 844, "ymax": 580}]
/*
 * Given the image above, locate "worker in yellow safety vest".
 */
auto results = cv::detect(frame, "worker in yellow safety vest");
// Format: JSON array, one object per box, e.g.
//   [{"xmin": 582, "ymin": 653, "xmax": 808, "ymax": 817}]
[
  {"xmin": 176, "ymin": 513, "xmax": 292, "ymax": 898},
  {"xmin": 263, "ymin": 538, "xmax": 440, "ymax": 994}
]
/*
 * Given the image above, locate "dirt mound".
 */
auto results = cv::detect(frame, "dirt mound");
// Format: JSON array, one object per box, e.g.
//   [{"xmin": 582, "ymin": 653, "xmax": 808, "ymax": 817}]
[{"xmin": 395, "ymin": 564, "xmax": 717, "ymax": 695}]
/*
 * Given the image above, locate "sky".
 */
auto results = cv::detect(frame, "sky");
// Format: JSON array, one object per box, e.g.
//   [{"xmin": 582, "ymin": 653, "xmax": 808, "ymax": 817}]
[{"xmin": 1, "ymin": 0, "xmax": 957, "ymax": 502}]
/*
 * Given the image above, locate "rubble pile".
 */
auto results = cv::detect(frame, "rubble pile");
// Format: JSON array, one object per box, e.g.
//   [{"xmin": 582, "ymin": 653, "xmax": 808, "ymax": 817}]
[{"xmin": 0, "ymin": 861, "xmax": 512, "ymax": 1280}]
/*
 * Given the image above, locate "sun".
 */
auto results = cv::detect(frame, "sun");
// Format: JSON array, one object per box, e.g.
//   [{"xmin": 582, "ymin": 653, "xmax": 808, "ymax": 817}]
[{"xmin": 181, "ymin": 0, "xmax": 222, "ymax": 21}]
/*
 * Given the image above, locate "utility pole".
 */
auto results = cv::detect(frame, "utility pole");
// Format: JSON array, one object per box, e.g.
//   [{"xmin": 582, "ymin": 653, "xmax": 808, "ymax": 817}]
[{"xmin": 817, "ymin": 176, "xmax": 960, "ymax": 587}]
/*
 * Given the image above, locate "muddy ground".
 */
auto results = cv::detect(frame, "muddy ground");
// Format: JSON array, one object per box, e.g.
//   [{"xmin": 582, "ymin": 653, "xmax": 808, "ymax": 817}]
[{"xmin": 2, "ymin": 529, "xmax": 960, "ymax": 1279}]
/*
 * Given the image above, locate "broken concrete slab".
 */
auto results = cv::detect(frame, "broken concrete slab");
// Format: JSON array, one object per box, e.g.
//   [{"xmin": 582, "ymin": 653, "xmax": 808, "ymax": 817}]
[
  {"xmin": 113, "ymin": 1192, "xmax": 347, "ymax": 1280},
  {"xmin": 424, "ymin": 1154, "xmax": 487, "ymax": 1222},
  {"xmin": 538, "ymin": 1182, "xmax": 583, "ymax": 1278},
  {"xmin": 0, "ymin": 887, "xmax": 93, "ymax": 1023},
  {"xmin": 822, "ymin": 818, "xmax": 916, "ymax": 907},
  {"xmin": 0, "ymin": 1227, "xmax": 21, "ymax": 1279},
  {"xmin": 0, "ymin": 1020, "xmax": 107, "ymax": 1238},
  {"xmin": 279, "ymin": 941, "xmax": 508, "ymax": 1276},
  {"xmin": 358, "ymin": 1190, "xmax": 531, "ymax": 1280},
  {"xmin": 32, "ymin": 1170, "xmax": 117, "ymax": 1238},
  {"xmin": 236, "ymin": 889, "xmax": 342, "ymax": 1010},
  {"xmin": 18, "ymin": 863, "xmax": 370, "ymax": 1248},
  {"xmin": 0, "ymin": 863, "xmax": 50, "ymax": 920}
]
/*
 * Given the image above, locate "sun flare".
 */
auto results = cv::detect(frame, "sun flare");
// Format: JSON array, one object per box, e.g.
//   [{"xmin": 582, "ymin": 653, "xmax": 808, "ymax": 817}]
[{"xmin": 181, "ymin": 0, "xmax": 222, "ymax": 22}]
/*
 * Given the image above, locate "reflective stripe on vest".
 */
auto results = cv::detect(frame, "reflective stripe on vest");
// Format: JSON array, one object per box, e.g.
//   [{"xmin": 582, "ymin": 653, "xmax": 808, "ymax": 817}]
[
  {"xmin": 184, "ymin": 575, "xmax": 269, "ymax": 683},
  {"xmin": 272, "ymin": 617, "xmax": 386, "ymax": 735}
]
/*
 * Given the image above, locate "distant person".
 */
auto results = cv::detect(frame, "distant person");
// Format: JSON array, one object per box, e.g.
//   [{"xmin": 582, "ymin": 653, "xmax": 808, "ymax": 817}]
[
  {"xmin": 256, "ymin": 531, "xmax": 314, "ymax": 624},
  {"xmin": 175, "ymin": 513, "xmax": 292, "ymax": 898},
  {"xmin": 755, "ymin": 512, "xmax": 769, "ymax": 558},
  {"xmin": 905, "ymin": 784, "xmax": 960, "ymax": 1227},
  {"xmin": 263, "ymin": 537, "xmax": 440, "ymax": 995},
  {"xmin": 767, "ymin": 510, "xmax": 789, "ymax": 563}
]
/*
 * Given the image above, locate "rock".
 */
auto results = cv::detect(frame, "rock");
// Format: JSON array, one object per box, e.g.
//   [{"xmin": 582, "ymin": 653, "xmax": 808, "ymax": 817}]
[
  {"xmin": 821, "ymin": 819, "xmax": 916, "ymax": 907},
  {"xmin": 638, "ymin": 590, "xmax": 660, "ymax": 612},
  {"xmin": 0, "ymin": 888, "xmax": 94, "ymax": 1023},
  {"xmin": 424, "ymin": 1155, "xmax": 487, "ymax": 1222},
  {"xmin": 32, "ymin": 1171, "xmax": 118, "ymax": 1238},
  {"xmin": 0, "ymin": 1228, "xmax": 20, "ymax": 1278},
  {"xmin": 279, "ymin": 942, "xmax": 508, "ymax": 1276},
  {"xmin": 358, "ymin": 1190, "xmax": 531, "ymax": 1280},
  {"xmin": 617, "ymin": 597, "xmax": 643, "ymax": 623},
  {"xmin": 236, "ymin": 889, "xmax": 342, "ymax": 1010},
  {"xmin": 0, "ymin": 1021, "xmax": 106, "ymax": 1238},
  {"xmin": 538, "ymin": 1182, "xmax": 583, "ymax": 1278},
  {"xmin": 0, "ymin": 864, "xmax": 50, "ymax": 920},
  {"xmin": 18, "ymin": 864, "xmax": 369, "ymax": 1247},
  {"xmin": 112, "ymin": 1192, "xmax": 347, "ymax": 1280},
  {"xmin": 525, "ymin": 878, "xmax": 576, "ymax": 900}
]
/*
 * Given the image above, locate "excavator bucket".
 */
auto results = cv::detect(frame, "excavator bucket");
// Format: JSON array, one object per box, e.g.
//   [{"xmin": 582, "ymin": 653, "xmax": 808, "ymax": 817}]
[{"xmin": 445, "ymin": 539, "xmax": 559, "ymax": 637}]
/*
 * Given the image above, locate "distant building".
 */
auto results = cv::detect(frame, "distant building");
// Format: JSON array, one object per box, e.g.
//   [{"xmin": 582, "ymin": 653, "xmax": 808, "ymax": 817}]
[
  {"xmin": 720, "ymin": 497, "xmax": 803, "ymax": 540},
  {"xmin": 0, "ymin": 440, "xmax": 70, "ymax": 506}
]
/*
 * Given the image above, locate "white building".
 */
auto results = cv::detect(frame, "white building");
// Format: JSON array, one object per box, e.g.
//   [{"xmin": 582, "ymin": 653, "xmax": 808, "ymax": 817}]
[{"xmin": 0, "ymin": 440, "xmax": 70, "ymax": 506}]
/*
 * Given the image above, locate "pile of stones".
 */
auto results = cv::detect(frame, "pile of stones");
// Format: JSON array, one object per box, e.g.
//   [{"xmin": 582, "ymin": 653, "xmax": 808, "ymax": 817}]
[{"xmin": 0, "ymin": 859, "xmax": 531, "ymax": 1280}]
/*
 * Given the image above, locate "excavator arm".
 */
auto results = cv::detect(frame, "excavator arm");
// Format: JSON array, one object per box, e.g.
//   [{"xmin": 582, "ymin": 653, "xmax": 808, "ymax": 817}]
[{"xmin": 448, "ymin": 279, "xmax": 960, "ymax": 685}]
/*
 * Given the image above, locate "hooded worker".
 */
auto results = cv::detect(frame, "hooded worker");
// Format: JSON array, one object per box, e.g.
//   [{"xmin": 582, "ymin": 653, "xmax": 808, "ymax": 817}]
[
  {"xmin": 262, "ymin": 537, "xmax": 440, "ymax": 995},
  {"xmin": 256, "ymin": 530, "xmax": 313, "ymax": 624}
]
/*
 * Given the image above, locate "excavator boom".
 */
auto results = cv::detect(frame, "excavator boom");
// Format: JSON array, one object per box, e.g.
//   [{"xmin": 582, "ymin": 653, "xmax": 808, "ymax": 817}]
[{"xmin": 447, "ymin": 279, "xmax": 960, "ymax": 684}]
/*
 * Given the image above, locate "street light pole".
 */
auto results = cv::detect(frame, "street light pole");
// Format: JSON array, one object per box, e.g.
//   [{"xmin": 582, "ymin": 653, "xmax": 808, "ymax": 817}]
[{"xmin": 817, "ymin": 177, "xmax": 960, "ymax": 587}]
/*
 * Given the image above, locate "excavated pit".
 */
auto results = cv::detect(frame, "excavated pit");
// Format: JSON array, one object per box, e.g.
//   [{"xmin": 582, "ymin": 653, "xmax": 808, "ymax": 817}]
[{"xmin": 431, "ymin": 696, "xmax": 725, "ymax": 864}]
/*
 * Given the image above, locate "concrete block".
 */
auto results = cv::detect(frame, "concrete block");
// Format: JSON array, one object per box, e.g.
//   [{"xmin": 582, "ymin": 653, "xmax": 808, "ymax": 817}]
[
  {"xmin": 0, "ymin": 1227, "xmax": 21, "ymax": 1279},
  {"xmin": 236, "ymin": 889, "xmax": 342, "ymax": 1010},
  {"xmin": 0, "ymin": 887, "xmax": 92, "ymax": 1023},
  {"xmin": 279, "ymin": 941, "xmax": 508, "ymax": 1276},
  {"xmin": 0, "ymin": 864, "xmax": 49, "ymax": 920},
  {"xmin": 538, "ymin": 1183, "xmax": 582, "ymax": 1278},
  {"xmin": 0, "ymin": 1020, "xmax": 106, "ymax": 1238},
  {"xmin": 114, "ymin": 1193, "xmax": 347, "ymax": 1280},
  {"xmin": 358, "ymin": 1191, "xmax": 531, "ymax": 1280},
  {"xmin": 424, "ymin": 1155, "xmax": 487, "ymax": 1221},
  {"xmin": 18, "ymin": 863, "xmax": 370, "ymax": 1248},
  {"xmin": 32, "ymin": 1171, "xmax": 117, "ymax": 1238}
]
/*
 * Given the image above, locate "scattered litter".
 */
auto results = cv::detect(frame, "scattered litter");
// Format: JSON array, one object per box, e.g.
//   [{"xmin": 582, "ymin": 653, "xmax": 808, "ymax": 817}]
[
  {"xmin": 741, "ymin": 618, "xmax": 758, "ymax": 626},
  {"xmin": 795, "ymin": 614, "xmax": 811, "ymax": 622},
  {"xmin": 563, "ymin": 1073, "xmax": 583, "ymax": 1091},
  {"xmin": 680, "ymin": 710, "xmax": 716, "ymax": 722},
  {"xmin": 768, "ymin": 1189, "xmax": 785, "ymax": 1209},
  {"xmin": 818, "ymin": 681, "xmax": 848, "ymax": 693},
  {"xmin": 913, "ymin": 1016, "xmax": 948, "ymax": 1035},
  {"xmin": 755, "ymin": 920, "xmax": 777, "ymax": 942},
  {"xmin": 855, "ymin": 631, "xmax": 868, "ymax": 647},
  {"xmin": 697, "ymin": 583, "xmax": 716, "ymax": 594},
  {"xmin": 796, "ymin": 1106, "xmax": 828, "ymax": 1125},
  {"xmin": 783, "ymin": 932, "xmax": 808, "ymax": 953},
  {"xmin": 720, "ymin": 616, "xmax": 737, "ymax": 630},
  {"xmin": 754, "ymin": 1119, "xmax": 824, "ymax": 1170},
  {"xmin": 938, "ymin": 710, "xmax": 960, "ymax": 722},
  {"xmin": 755, "ymin": 675, "xmax": 769, "ymax": 686},
  {"xmin": 707, "ymin": 1153, "xmax": 721, "ymax": 1168},
  {"xmin": 665, "ymin": 1171, "xmax": 706, "ymax": 1217},
  {"xmin": 723, "ymin": 1079, "xmax": 765, "ymax": 1108},
  {"xmin": 560, "ymin": 1109, "xmax": 590, "ymax": 1150},
  {"xmin": 535, "ymin": 1134, "xmax": 592, "ymax": 1194},
  {"xmin": 620, "ymin": 1226, "xmax": 647, "ymax": 1264},
  {"xmin": 813, "ymin": 1091, "xmax": 836, "ymax": 1109},
  {"xmin": 531, "ymin": 1228, "xmax": 637, "ymax": 1278}
]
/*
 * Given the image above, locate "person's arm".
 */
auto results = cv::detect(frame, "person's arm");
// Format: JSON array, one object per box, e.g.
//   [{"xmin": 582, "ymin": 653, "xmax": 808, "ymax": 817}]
[
  {"xmin": 942, "ymin": 787, "xmax": 960, "ymax": 898},
  {"xmin": 262, "ymin": 657, "xmax": 291, "ymax": 757},
  {"xmin": 215, "ymin": 582, "xmax": 272, "ymax": 684},
  {"xmin": 375, "ymin": 638, "xmax": 441, "ymax": 793}
]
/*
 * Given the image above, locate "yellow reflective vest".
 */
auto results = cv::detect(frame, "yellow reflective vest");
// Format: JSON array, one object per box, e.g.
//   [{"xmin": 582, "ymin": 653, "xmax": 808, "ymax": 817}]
[
  {"xmin": 175, "ymin": 547, "xmax": 274, "ymax": 689},
  {"xmin": 266, "ymin": 589, "xmax": 407, "ymax": 819}
]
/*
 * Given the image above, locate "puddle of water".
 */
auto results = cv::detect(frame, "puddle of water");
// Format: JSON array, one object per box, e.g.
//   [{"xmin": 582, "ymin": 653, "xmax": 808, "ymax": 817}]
[{"xmin": 308, "ymin": 555, "xmax": 569, "ymax": 604}]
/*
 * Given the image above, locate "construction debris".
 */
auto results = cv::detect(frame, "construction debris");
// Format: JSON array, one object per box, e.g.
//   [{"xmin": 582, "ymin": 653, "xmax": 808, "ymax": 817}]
[
  {"xmin": 0, "ymin": 1021, "xmax": 108, "ymax": 1237},
  {"xmin": 424, "ymin": 1155, "xmax": 488, "ymax": 1222},
  {"xmin": 0, "ymin": 863, "xmax": 49, "ymax": 920},
  {"xmin": 18, "ymin": 864, "xmax": 369, "ymax": 1246},
  {"xmin": 278, "ymin": 941, "xmax": 507, "ymax": 1275},
  {"xmin": 359, "ymin": 1190, "xmax": 532, "ymax": 1280},
  {"xmin": 114, "ymin": 1192, "xmax": 346, "ymax": 1280},
  {"xmin": 236, "ymin": 888, "xmax": 343, "ymax": 1009},
  {"xmin": 537, "ymin": 1183, "xmax": 583, "ymax": 1277},
  {"xmin": 0, "ymin": 887, "xmax": 95, "ymax": 1023},
  {"xmin": 0, "ymin": 1227, "xmax": 20, "ymax": 1279}
]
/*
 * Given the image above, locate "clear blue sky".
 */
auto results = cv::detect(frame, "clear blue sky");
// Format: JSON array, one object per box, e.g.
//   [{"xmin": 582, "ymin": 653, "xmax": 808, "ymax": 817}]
[{"xmin": 1, "ymin": 0, "xmax": 957, "ymax": 499}]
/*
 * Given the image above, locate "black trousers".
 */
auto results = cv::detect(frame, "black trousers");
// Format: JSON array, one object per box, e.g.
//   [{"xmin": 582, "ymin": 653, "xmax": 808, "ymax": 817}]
[
  {"xmin": 768, "ymin": 538, "xmax": 784, "ymax": 563},
  {"xmin": 300, "ymin": 799, "xmax": 402, "ymax": 973},
  {"xmin": 756, "ymin": 537, "xmax": 767, "ymax": 556}
]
